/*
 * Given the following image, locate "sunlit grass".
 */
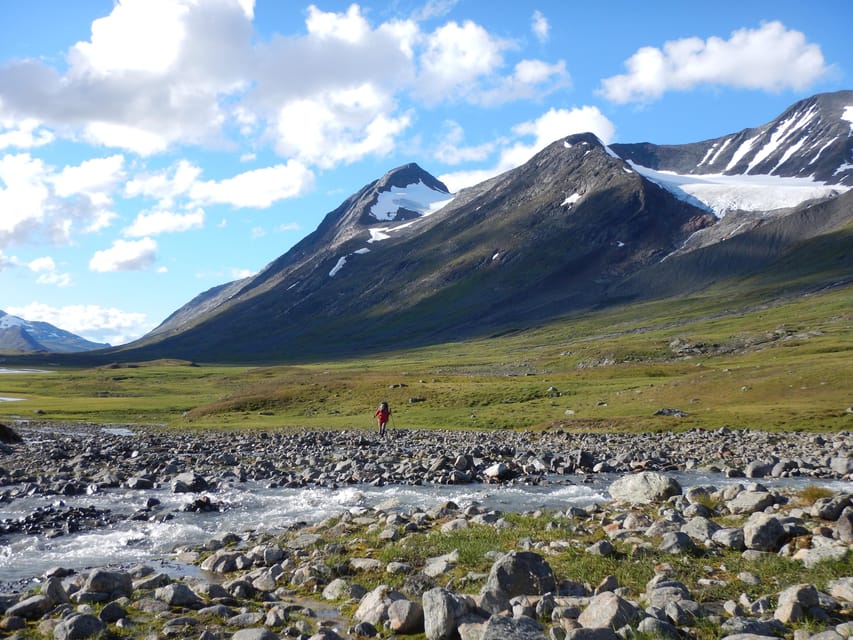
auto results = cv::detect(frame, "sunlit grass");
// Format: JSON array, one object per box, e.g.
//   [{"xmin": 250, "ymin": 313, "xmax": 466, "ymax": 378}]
[{"xmin": 1, "ymin": 285, "xmax": 850, "ymax": 432}]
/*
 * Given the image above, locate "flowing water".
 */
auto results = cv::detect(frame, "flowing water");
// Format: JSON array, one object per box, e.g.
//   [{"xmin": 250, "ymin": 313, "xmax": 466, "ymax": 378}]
[{"xmin": 2, "ymin": 467, "xmax": 850, "ymax": 592}]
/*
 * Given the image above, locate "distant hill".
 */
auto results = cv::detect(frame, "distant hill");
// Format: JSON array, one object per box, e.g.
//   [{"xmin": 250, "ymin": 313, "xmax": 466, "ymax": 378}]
[{"xmin": 0, "ymin": 311, "xmax": 110, "ymax": 353}]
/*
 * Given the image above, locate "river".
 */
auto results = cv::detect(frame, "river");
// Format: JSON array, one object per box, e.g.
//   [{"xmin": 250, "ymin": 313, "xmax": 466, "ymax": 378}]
[{"xmin": 2, "ymin": 466, "xmax": 850, "ymax": 592}]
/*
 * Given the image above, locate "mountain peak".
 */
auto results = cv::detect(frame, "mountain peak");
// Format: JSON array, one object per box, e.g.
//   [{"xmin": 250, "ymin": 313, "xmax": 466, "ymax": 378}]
[{"xmin": 366, "ymin": 163, "xmax": 451, "ymax": 223}]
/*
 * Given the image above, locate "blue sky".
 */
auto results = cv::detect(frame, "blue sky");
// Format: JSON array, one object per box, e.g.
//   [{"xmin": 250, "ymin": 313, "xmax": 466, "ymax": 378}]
[{"xmin": 0, "ymin": 0, "xmax": 849, "ymax": 345}]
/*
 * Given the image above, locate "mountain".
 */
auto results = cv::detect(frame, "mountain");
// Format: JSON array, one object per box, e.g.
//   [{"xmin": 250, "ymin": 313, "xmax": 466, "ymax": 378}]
[
  {"xmin": 0, "ymin": 311, "xmax": 110, "ymax": 353},
  {"xmin": 89, "ymin": 91, "xmax": 853, "ymax": 363},
  {"xmin": 611, "ymin": 91, "xmax": 852, "ymax": 187}
]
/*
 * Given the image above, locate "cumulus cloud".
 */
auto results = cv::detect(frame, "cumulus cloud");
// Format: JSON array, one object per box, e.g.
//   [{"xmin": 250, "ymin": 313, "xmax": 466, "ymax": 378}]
[
  {"xmin": 90, "ymin": 237, "xmax": 157, "ymax": 272},
  {"xmin": 531, "ymin": 10, "xmax": 549, "ymax": 43},
  {"xmin": 0, "ymin": 119, "xmax": 54, "ymax": 150},
  {"xmin": 0, "ymin": 152, "xmax": 121, "ymax": 249},
  {"xmin": 0, "ymin": 0, "xmax": 253, "ymax": 155},
  {"xmin": 440, "ymin": 106, "xmax": 616, "ymax": 192},
  {"xmin": 189, "ymin": 162, "xmax": 315, "ymax": 208},
  {"xmin": 434, "ymin": 121, "xmax": 498, "ymax": 165},
  {"xmin": 27, "ymin": 256, "xmax": 72, "ymax": 287},
  {"xmin": 124, "ymin": 209, "xmax": 204, "ymax": 237},
  {"xmin": 6, "ymin": 301, "xmax": 152, "ymax": 345},
  {"xmin": 599, "ymin": 21, "xmax": 830, "ymax": 103}
]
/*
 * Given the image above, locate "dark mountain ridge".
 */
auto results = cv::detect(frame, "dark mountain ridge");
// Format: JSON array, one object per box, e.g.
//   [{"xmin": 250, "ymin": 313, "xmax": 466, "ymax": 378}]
[{"xmin": 7, "ymin": 90, "xmax": 851, "ymax": 364}]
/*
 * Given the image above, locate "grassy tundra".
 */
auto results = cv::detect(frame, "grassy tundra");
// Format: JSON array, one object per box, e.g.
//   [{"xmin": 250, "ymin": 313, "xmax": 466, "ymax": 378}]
[{"xmin": 1, "ymin": 284, "xmax": 850, "ymax": 432}]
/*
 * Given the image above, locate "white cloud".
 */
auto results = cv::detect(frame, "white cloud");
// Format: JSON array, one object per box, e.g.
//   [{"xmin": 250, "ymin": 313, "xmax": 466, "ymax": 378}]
[
  {"xmin": 0, "ymin": 152, "xmax": 122, "ymax": 249},
  {"xmin": 124, "ymin": 209, "xmax": 204, "ymax": 237},
  {"xmin": 440, "ymin": 106, "xmax": 616, "ymax": 192},
  {"xmin": 124, "ymin": 160, "xmax": 202, "ymax": 208},
  {"xmin": 52, "ymin": 154, "xmax": 125, "ymax": 201},
  {"xmin": 434, "ymin": 121, "xmax": 497, "ymax": 165},
  {"xmin": 190, "ymin": 162, "xmax": 315, "ymax": 208},
  {"xmin": 531, "ymin": 10, "xmax": 549, "ymax": 43},
  {"xmin": 90, "ymin": 237, "xmax": 157, "ymax": 272},
  {"xmin": 277, "ymin": 222, "xmax": 301, "ymax": 232},
  {"xmin": 418, "ymin": 20, "xmax": 511, "ymax": 103},
  {"xmin": 0, "ymin": 119, "xmax": 54, "ymax": 150},
  {"xmin": 599, "ymin": 21, "xmax": 830, "ymax": 103},
  {"xmin": 6, "ymin": 301, "xmax": 151, "ymax": 345},
  {"xmin": 0, "ymin": 0, "xmax": 253, "ymax": 155},
  {"xmin": 306, "ymin": 4, "xmax": 370, "ymax": 44},
  {"xmin": 26, "ymin": 256, "xmax": 71, "ymax": 286}
]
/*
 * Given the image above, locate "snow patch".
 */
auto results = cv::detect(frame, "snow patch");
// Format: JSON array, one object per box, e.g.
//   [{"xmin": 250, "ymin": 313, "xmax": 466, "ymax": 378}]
[
  {"xmin": 746, "ymin": 105, "xmax": 816, "ymax": 173},
  {"xmin": 707, "ymin": 137, "xmax": 732, "ymax": 166},
  {"xmin": 370, "ymin": 180, "xmax": 453, "ymax": 221},
  {"xmin": 354, "ymin": 247, "xmax": 370, "ymax": 255},
  {"xmin": 810, "ymin": 137, "xmax": 838, "ymax": 165},
  {"xmin": 842, "ymin": 106, "xmax": 853, "ymax": 127},
  {"xmin": 630, "ymin": 161, "xmax": 847, "ymax": 217},
  {"xmin": 329, "ymin": 256, "xmax": 347, "ymax": 277},
  {"xmin": 561, "ymin": 192, "xmax": 581, "ymax": 206},
  {"xmin": 492, "ymin": 252, "xmax": 500, "ymax": 261},
  {"xmin": 726, "ymin": 133, "xmax": 760, "ymax": 171},
  {"xmin": 0, "ymin": 315, "xmax": 26, "ymax": 329}
]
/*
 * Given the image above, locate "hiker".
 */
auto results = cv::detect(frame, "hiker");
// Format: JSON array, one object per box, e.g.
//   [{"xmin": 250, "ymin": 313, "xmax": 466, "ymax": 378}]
[{"xmin": 374, "ymin": 401, "xmax": 391, "ymax": 436}]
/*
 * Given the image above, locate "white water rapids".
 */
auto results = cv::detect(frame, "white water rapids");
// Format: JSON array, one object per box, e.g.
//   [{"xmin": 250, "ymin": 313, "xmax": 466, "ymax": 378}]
[{"xmin": 2, "ymin": 469, "xmax": 850, "ymax": 592}]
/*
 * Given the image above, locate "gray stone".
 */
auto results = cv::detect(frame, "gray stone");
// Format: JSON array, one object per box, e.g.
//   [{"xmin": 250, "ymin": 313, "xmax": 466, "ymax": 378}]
[
  {"xmin": 98, "ymin": 601, "xmax": 126, "ymax": 624},
  {"xmin": 638, "ymin": 616, "xmax": 680, "ymax": 639},
  {"xmin": 482, "ymin": 551, "xmax": 556, "ymax": 598},
  {"xmin": 81, "ymin": 569, "xmax": 133, "ymax": 599},
  {"xmin": 565, "ymin": 628, "xmax": 620, "ymax": 639},
  {"xmin": 712, "ymin": 527, "xmax": 746, "ymax": 550},
  {"xmin": 6, "ymin": 595, "xmax": 51, "ymax": 620},
  {"xmin": 387, "ymin": 598, "xmax": 424, "ymax": 634},
  {"xmin": 682, "ymin": 516, "xmax": 721, "ymax": 541},
  {"xmin": 230, "ymin": 630, "xmax": 279, "ymax": 640},
  {"xmin": 53, "ymin": 613, "xmax": 105, "ymax": 640},
  {"xmin": 743, "ymin": 512, "xmax": 788, "ymax": 551},
  {"xmin": 353, "ymin": 585, "xmax": 405, "ymax": 626},
  {"xmin": 577, "ymin": 592, "xmax": 641, "ymax": 629},
  {"xmin": 41, "ymin": 577, "xmax": 70, "ymax": 606},
  {"xmin": 811, "ymin": 496, "xmax": 852, "ymax": 520},
  {"xmin": 727, "ymin": 491, "xmax": 775, "ymax": 514},
  {"xmin": 608, "ymin": 472, "xmax": 681, "ymax": 504},
  {"xmin": 827, "ymin": 577, "xmax": 853, "ymax": 602},
  {"xmin": 658, "ymin": 531, "xmax": 695, "ymax": 554},
  {"xmin": 830, "ymin": 457, "xmax": 853, "ymax": 476},
  {"xmin": 170, "ymin": 471, "xmax": 209, "ymax": 493},
  {"xmin": 585, "ymin": 540, "xmax": 613, "ymax": 556},
  {"xmin": 480, "ymin": 614, "xmax": 545, "ymax": 640},
  {"xmin": 423, "ymin": 587, "xmax": 470, "ymax": 640},
  {"xmin": 793, "ymin": 545, "xmax": 849, "ymax": 568},
  {"xmin": 837, "ymin": 506, "xmax": 853, "ymax": 542},
  {"xmin": 721, "ymin": 616, "xmax": 790, "ymax": 637},
  {"xmin": 154, "ymin": 583, "xmax": 204, "ymax": 608}
]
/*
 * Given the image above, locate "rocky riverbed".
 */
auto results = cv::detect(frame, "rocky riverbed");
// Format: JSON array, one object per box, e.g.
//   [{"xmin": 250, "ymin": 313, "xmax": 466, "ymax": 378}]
[{"xmin": 0, "ymin": 421, "xmax": 851, "ymax": 639}]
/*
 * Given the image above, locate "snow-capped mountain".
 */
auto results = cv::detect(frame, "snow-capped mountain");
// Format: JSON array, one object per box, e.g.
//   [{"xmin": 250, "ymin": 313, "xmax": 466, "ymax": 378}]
[
  {"xmin": 90, "ymin": 90, "xmax": 853, "ymax": 363},
  {"xmin": 0, "ymin": 311, "xmax": 110, "ymax": 353},
  {"xmin": 611, "ymin": 91, "xmax": 852, "ymax": 216}
]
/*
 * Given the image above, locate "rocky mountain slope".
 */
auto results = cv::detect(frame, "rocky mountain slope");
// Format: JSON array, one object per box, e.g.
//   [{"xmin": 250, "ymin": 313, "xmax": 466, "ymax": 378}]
[{"xmin": 18, "ymin": 90, "xmax": 851, "ymax": 363}]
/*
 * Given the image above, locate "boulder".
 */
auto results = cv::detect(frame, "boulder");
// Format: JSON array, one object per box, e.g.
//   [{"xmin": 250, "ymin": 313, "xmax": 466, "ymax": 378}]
[
  {"xmin": 726, "ymin": 491, "xmax": 775, "ymax": 515},
  {"xmin": 827, "ymin": 577, "xmax": 853, "ymax": 602},
  {"xmin": 353, "ymin": 585, "xmax": 406, "ymax": 626},
  {"xmin": 170, "ymin": 471, "xmax": 209, "ymax": 493},
  {"xmin": 80, "ymin": 569, "xmax": 133, "ymax": 600},
  {"xmin": 423, "ymin": 587, "xmax": 470, "ymax": 640},
  {"xmin": 387, "ymin": 598, "xmax": 424, "ymax": 634},
  {"xmin": 482, "ymin": 551, "xmax": 556, "ymax": 598},
  {"xmin": 479, "ymin": 614, "xmax": 545, "ymax": 639},
  {"xmin": 154, "ymin": 583, "xmax": 205, "ymax": 608},
  {"xmin": 774, "ymin": 583, "xmax": 819, "ymax": 624},
  {"xmin": 743, "ymin": 513, "xmax": 788, "ymax": 551},
  {"xmin": 53, "ymin": 613, "xmax": 105, "ymax": 640},
  {"xmin": 0, "ymin": 424, "xmax": 22, "ymax": 444},
  {"xmin": 608, "ymin": 472, "xmax": 681, "ymax": 504},
  {"xmin": 577, "ymin": 591, "xmax": 642, "ymax": 629}
]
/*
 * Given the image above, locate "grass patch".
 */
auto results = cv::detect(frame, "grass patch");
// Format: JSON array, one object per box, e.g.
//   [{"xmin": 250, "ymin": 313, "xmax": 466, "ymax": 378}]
[{"xmin": 1, "ymin": 286, "xmax": 850, "ymax": 433}]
